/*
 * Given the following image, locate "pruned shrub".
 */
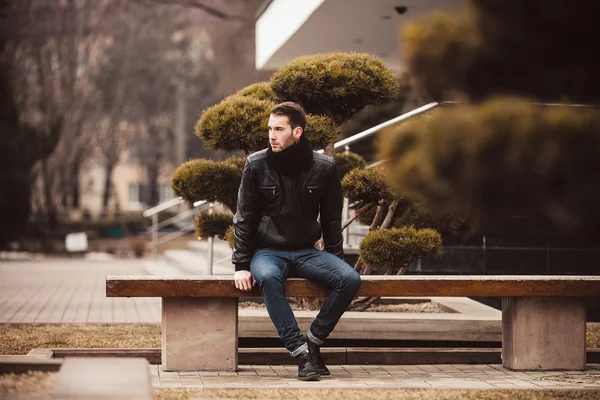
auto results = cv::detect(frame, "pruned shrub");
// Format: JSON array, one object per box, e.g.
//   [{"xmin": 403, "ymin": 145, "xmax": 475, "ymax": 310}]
[
  {"xmin": 380, "ymin": 98, "xmax": 600, "ymax": 232},
  {"xmin": 304, "ymin": 114, "xmax": 338, "ymax": 151},
  {"xmin": 403, "ymin": 2, "xmax": 600, "ymax": 102},
  {"xmin": 171, "ymin": 159, "xmax": 241, "ymax": 212},
  {"xmin": 223, "ymin": 156, "xmax": 246, "ymax": 172},
  {"xmin": 195, "ymin": 95, "xmax": 274, "ymax": 153},
  {"xmin": 237, "ymin": 82, "xmax": 277, "ymax": 102},
  {"xmin": 270, "ymin": 52, "xmax": 400, "ymax": 126},
  {"xmin": 360, "ymin": 226, "xmax": 442, "ymax": 274},
  {"xmin": 195, "ymin": 212, "xmax": 233, "ymax": 240},
  {"xmin": 333, "ymin": 152, "xmax": 366, "ymax": 180},
  {"xmin": 225, "ymin": 224, "xmax": 235, "ymax": 250},
  {"xmin": 342, "ymin": 168, "xmax": 392, "ymax": 207}
]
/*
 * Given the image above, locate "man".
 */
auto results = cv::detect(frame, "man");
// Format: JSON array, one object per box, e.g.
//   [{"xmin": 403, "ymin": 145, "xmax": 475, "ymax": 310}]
[{"xmin": 232, "ymin": 101, "xmax": 361, "ymax": 381}]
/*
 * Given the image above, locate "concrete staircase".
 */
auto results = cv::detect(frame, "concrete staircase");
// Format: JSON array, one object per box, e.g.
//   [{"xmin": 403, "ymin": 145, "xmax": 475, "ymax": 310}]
[{"xmin": 143, "ymin": 238, "xmax": 235, "ymax": 276}]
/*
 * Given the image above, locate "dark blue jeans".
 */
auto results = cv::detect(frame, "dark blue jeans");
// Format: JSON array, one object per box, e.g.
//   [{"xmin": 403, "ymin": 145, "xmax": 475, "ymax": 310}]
[{"xmin": 250, "ymin": 247, "xmax": 361, "ymax": 356}]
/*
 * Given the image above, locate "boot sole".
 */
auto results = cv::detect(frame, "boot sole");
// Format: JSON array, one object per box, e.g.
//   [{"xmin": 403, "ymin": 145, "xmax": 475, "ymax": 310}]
[{"xmin": 298, "ymin": 374, "xmax": 320, "ymax": 381}]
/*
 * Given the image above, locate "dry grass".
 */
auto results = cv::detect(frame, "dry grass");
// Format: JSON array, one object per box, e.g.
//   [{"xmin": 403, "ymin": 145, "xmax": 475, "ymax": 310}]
[
  {"xmin": 367, "ymin": 302, "xmax": 447, "ymax": 313},
  {"xmin": 239, "ymin": 301, "xmax": 447, "ymax": 313},
  {"xmin": 0, "ymin": 324, "xmax": 160, "ymax": 355},
  {"xmin": 537, "ymin": 373, "xmax": 600, "ymax": 384},
  {"xmin": 0, "ymin": 371, "xmax": 57, "ymax": 397},
  {"xmin": 152, "ymin": 388, "xmax": 600, "ymax": 400},
  {"xmin": 0, "ymin": 323, "xmax": 598, "ymax": 356},
  {"xmin": 588, "ymin": 323, "xmax": 600, "ymax": 348}
]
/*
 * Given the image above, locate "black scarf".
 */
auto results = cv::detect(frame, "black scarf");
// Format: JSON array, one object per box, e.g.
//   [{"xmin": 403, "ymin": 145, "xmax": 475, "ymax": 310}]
[{"xmin": 267, "ymin": 133, "xmax": 313, "ymax": 176}]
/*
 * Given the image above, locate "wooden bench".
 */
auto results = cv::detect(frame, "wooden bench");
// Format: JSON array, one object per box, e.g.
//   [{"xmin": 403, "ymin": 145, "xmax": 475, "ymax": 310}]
[{"xmin": 106, "ymin": 275, "xmax": 600, "ymax": 372}]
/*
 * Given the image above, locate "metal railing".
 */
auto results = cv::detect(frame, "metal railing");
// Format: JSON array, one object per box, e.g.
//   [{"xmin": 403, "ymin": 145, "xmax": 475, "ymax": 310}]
[
  {"xmin": 143, "ymin": 197, "xmax": 210, "ymax": 259},
  {"xmin": 316, "ymin": 102, "xmax": 440, "ymax": 154}
]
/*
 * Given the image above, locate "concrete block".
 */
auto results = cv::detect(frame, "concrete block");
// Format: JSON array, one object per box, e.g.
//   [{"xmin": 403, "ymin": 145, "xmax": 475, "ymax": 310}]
[
  {"xmin": 502, "ymin": 297, "xmax": 586, "ymax": 370},
  {"xmin": 162, "ymin": 297, "xmax": 238, "ymax": 371}
]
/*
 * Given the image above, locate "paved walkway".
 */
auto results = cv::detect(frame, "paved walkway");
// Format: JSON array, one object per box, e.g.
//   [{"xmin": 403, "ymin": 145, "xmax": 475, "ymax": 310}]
[
  {"xmin": 149, "ymin": 363, "xmax": 600, "ymax": 389},
  {"xmin": 2, "ymin": 259, "xmax": 599, "ymax": 391},
  {"xmin": 0, "ymin": 259, "xmax": 160, "ymax": 324}
]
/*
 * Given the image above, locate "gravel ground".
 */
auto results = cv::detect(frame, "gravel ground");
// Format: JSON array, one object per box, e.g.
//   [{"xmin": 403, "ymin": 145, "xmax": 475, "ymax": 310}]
[{"xmin": 153, "ymin": 388, "xmax": 600, "ymax": 400}]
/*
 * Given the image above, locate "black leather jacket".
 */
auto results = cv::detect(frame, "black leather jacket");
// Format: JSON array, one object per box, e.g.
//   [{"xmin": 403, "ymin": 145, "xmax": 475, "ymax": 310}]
[{"xmin": 232, "ymin": 149, "xmax": 344, "ymax": 271}]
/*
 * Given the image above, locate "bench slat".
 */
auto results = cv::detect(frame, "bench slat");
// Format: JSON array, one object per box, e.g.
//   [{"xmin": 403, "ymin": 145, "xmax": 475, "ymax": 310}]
[{"xmin": 106, "ymin": 275, "xmax": 600, "ymax": 298}]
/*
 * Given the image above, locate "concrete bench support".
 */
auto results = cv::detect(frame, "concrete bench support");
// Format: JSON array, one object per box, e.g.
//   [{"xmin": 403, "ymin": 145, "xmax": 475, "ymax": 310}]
[
  {"xmin": 502, "ymin": 297, "xmax": 586, "ymax": 370},
  {"xmin": 162, "ymin": 297, "xmax": 238, "ymax": 371}
]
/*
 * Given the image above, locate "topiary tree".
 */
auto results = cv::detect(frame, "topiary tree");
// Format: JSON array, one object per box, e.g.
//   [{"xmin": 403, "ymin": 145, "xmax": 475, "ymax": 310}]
[
  {"xmin": 173, "ymin": 52, "xmax": 400, "ymax": 244},
  {"xmin": 382, "ymin": 1, "xmax": 600, "ymax": 236}
]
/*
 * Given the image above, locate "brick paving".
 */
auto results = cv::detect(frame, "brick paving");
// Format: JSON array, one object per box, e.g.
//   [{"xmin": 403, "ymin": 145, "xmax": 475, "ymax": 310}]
[
  {"xmin": 149, "ymin": 363, "xmax": 600, "ymax": 389},
  {"xmin": 0, "ymin": 259, "xmax": 160, "ymax": 324}
]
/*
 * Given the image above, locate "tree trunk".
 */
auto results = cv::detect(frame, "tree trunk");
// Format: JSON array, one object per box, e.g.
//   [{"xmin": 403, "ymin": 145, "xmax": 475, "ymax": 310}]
[
  {"xmin": 148, "ymin": 152, "xmax": 161, "ymax": 206},
  {"xmin": 41, "ymin": 160, "xmax": 58, "ymax": 231},
  {"xmin": 102, "ymin": 164, "xmax": 114, "ymax": 211},
  {"xmin": 324, "ymin": 142, "xmax": 334, "ymax": 157},
  {"xmin": 70, "ymin": 163, "xmax": 81, "ymax": 209},
  {"xmin": 71, "ymin": 175, "xmax": 80, "ymax": 209},
  {"xmin": 380, "ymin": 198, "xmax": 400, "ymax": 230},
  {"xmin": 370, "ymin": 202, "xmax": 385, "ymax": 231},
  {"xmin": 342, "ymin": 203, "xmax": 374, "ymax": 232}
]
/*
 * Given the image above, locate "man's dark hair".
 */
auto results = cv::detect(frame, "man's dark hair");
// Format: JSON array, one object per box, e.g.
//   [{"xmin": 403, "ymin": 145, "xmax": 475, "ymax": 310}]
[{"xmin": 270, "ymin": 101, "xmax": 306, "ymax": 131}]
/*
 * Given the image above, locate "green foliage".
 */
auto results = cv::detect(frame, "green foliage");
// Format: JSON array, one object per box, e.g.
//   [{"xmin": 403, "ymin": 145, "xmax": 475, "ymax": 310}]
[
  {"xmin": 403, "ymin": 2, "xmax": 600, "ymax": 102},
  {"xmin": 403, "ymin": 10, "xmax": 478, "ymax": 101},
  {"xmin": 304, "ymin": 114, "xmax": 338, "ymax": 150},
  {"xmin": 360, "ymin": 226, "xmax": 442, "ymax": 273},
  {"xmin": 223, "ymin": 156, "xmax": 246, "ymax": 172},
  {"xmin": 333, "ymin": 152, "xmax": 366, "ymax": 180},
  {"xmin": 380, "ymin": 98, "xmax": 600, "ymax": 233},
  {"xmin": 225, "ymin": 224, "xmax": 235, "ymax": 250},
  {"xmin": 236, "ymin": 82, "xmax": 277, "ymax": 102},
  {"xmin": 195, "ymin": 95, "xmax": 273, "ymax": 153},
  {"xmin": 270, "ymin": 52, "xmax": 399, "ymax": 126},
  {"xmin": 171, "ymin": 159, "xmax": 241, "ymax": 213},
  {"xmin": 194, "ymin": 212, "xmax": 233, "ymax": 240},
  {"xmin": 341, "ymin": 168, "xmax": 392, "ymax": 207}
]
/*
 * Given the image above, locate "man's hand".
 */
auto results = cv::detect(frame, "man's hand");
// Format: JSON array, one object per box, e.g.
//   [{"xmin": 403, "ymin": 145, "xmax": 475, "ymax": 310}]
[{"xmin": 234, "ymin": 270, "xmax": 257, "ymax": 292}]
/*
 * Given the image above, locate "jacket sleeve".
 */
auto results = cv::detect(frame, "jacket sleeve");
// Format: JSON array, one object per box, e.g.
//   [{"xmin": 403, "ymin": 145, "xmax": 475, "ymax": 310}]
[
  {"xmin": 320, "ymin": 163, "xmax": 344, "ymax": 260},
  {"xmin": 232, "ymin": 160, "xmax": 259, "ymax": 271}
]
